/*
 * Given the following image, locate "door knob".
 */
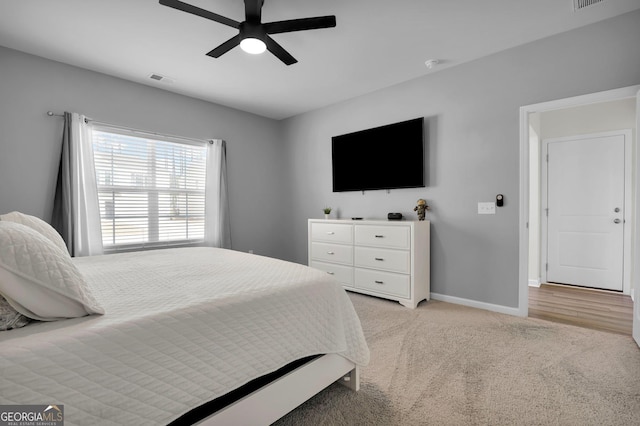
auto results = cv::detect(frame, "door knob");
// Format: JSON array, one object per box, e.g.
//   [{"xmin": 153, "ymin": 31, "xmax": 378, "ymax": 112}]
[
  {"xmin": 614, "ymin": 218, "xmax": 621, "ymax": 224},
  {"xmin": 614, "ymin": 207, "xmax": 620, "ymax": 213}
]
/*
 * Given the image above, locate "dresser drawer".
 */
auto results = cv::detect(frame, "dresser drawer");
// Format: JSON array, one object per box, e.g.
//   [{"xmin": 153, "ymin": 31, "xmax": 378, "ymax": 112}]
[
  {"xmin": 355, "ymin": 225, "xmax": 410, "ymax": 249},
  {"xmin": 310, "ymin": 242, "xmax": 353, "ymax": 265},
  {"xmin": 311, "ymin": 223, "xmax": 353, "ymax": 244},
  {"xmin": 311, "ymin": 261, "xmax": 354, "ymax": 287},
  {"xmin": 355, "ymin": 268, "xmax": 410, "ymax": 298},
  {"xmin": 354, "ymin": 246, "xmax": 410, "ymax": 274}
]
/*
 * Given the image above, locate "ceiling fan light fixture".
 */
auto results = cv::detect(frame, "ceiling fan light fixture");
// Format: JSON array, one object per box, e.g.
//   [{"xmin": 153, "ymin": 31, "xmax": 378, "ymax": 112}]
[{"xmin": 240, "ymin": 37, "xmax": 267, "ymax": 54}]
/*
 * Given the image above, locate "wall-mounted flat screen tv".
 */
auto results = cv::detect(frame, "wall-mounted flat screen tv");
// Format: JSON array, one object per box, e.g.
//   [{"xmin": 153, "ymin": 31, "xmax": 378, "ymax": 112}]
[{"xmin": 332, "ymin": 117, "xmax": 425, "ymax": 192}]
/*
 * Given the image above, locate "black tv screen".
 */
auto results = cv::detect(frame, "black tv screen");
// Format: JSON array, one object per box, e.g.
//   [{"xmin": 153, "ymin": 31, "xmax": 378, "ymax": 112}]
[{"xmin": 332, "ymin": 117, "xmax": 425, "ymax": 192}]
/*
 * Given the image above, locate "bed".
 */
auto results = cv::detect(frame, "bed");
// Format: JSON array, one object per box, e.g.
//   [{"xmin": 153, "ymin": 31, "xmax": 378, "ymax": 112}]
[{"xmin": 0, "ymin": 244, "xmax": 370, "ymax": 425}]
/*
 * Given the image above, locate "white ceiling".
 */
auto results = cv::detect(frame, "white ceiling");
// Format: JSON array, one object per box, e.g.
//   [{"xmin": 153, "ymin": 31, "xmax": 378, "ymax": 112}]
[{"xmin": 1, "ymin": 0, "xmax": 638, "ymax": 120}]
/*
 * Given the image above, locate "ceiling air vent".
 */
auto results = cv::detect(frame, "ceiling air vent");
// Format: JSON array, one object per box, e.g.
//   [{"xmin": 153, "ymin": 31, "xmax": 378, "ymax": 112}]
[
  {"xmin": 574, "ymin": 0, "xmax": 605, "ymax": 12},
  {"xmin": 148, "ymin": 73, "xmax": 175, "ymax": 84}
]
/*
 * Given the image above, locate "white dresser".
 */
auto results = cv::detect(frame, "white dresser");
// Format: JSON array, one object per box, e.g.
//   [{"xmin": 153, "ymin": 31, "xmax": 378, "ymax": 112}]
[{"xmin": 308, "ymin": 219, "xmax": 430, "ymax": 308}]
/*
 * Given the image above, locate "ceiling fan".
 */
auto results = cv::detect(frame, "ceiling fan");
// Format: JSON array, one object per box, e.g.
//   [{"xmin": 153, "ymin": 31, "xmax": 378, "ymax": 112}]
[{"xmin": 159, "ymin": 0, "xmax": 337, "ymax": 65}]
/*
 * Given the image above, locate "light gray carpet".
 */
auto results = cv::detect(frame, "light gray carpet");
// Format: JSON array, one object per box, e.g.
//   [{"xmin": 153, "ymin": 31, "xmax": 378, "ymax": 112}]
[{"xmin": 276, "ymin": 293, "xmax": 640, "ymax": 425}]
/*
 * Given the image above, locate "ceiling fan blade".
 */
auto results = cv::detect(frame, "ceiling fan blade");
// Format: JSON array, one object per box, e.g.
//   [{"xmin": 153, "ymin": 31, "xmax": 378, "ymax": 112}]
[
  {"xmin": 159, "ymin": 0, "xmax": 240, "ymax": 29},
  {"xmin": 244, "ymin": 0, "xmax": 263, "ymax": 23},
  {"xmin": 206, "ymin": 35, "xmax": 241, "ymax": 58},
  {"xmin": 263, "ymin": 16, "xmax": 336, "ymax": 35},
  {"xmin": 264, "ymin": 35, "xmax": 297, "ymax": 65}
]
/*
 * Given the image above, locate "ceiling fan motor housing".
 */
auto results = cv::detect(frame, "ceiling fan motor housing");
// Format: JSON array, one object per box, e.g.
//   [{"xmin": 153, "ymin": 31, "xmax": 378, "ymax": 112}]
[{"xmin": 240, "ymin": 21, "xmax": 267, "ymax": 42}]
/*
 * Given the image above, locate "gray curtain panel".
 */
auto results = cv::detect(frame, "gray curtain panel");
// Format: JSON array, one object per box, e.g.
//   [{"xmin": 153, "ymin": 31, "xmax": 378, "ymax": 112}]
[
  {"xmin": 51, "ymin": 112, "xmax": 74, "ymax": 255},
  {"xmin": 219, "ymin": 140, "xmax": 231, "ymax": 249}
]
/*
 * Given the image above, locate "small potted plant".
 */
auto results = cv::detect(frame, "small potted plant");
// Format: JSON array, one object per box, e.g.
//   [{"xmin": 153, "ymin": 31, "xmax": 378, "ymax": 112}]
[{"xmin": 323, "ymin": 207, "xmax": 332, "ymax": 220}]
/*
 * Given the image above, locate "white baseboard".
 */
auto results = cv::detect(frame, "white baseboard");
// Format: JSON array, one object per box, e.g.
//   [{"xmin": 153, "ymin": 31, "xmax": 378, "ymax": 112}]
[
  {"xmin": 430, "ymin": 293, "xmax": 521, "ymax": 317},
  {"xmin": 528, "ymin": 279, "xmax": 541, "ymax": 287}
]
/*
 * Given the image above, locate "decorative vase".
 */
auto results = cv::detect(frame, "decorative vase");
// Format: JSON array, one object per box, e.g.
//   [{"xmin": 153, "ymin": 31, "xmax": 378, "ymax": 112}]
[{"xmin": 324, "ymin": 214, "xmax": 330, "ymax": 220}]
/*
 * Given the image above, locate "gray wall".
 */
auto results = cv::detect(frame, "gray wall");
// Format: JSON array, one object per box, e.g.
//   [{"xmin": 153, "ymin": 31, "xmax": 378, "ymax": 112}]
[
  {"xmin": 0, "ymin": 45, "xmax": 288, "ymax": 259},
  {"xmin": 2, "ymin": 10, "xmax": 639, "ymax": 310},
  {"xmin": 280, "ymin": 10, "xmax": 640, "ymax": 308}
]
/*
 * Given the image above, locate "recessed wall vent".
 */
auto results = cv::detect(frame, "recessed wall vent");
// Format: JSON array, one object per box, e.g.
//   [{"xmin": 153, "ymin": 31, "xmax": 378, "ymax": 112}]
[
  {"xmin": 148, "ymin": 73, "xmax": 175, "ymax": 84},
  {"xmin": 573, "ymin": 0, "xmax": 605, "ymax": 12}
]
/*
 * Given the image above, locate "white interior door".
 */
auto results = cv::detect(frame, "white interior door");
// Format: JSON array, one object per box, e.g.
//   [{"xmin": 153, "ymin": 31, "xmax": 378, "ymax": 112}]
[
  {"xmin": 634, "ymin": 91, "xmax": 640, "ymax": 348},
  {"xmin": 546, "ymin": 133, "xmax": 625, "ymax": 291}
]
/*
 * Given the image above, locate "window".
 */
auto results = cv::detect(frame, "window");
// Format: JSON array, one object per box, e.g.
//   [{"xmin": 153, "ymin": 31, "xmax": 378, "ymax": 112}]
[{"xmin": 92, "ymin": 126, "xmax": 207, "ymax": 251}]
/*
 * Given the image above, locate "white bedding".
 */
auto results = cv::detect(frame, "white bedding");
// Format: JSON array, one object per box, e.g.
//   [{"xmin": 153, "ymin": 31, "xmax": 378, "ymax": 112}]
[{"xmin": 0, "ymin": 247, "xmax": 370, "ymax": 425}]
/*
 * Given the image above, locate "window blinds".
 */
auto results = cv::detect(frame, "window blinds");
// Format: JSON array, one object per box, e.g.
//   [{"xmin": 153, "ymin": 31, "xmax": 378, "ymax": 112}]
[{"xmin": 92, "ymin": 128, "xmax": 206, "ymax": 250}]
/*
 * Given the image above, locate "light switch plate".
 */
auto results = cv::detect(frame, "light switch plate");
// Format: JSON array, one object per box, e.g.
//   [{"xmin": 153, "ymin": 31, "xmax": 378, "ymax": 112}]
[{"xmin": 478, "ymin": 202, "xmax": 496, "ymax": 215}]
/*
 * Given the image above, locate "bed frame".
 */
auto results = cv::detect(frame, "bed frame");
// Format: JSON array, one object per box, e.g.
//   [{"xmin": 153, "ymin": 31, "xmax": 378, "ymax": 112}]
[{"xmin": 197, "ymin": 354, "xmax": 359, "ymax": 425}]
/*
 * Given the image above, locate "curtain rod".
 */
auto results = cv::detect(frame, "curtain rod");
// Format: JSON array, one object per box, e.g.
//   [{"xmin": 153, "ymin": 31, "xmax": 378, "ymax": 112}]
[
  {"xmin": 46, "ymin": 111, "xmax": 220, "ymax": 145},
  {"xmin": 47, "ymin": 111, "xmax": 92, "ymax": 124}
]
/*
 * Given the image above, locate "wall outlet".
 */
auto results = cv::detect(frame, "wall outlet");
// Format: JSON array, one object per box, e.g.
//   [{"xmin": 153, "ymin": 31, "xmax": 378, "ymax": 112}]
[
  {"xmin": 478, "ymin": 202, "xmax": 496, "ymax": 215},
  {"xmin": 248, "ymin": 249, "xmax": 254, "ymax": 254}
]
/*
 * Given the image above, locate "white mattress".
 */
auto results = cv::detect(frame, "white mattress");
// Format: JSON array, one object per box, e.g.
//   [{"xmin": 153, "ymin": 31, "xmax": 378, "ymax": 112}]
[{"xmin": 0, "ymin": 247, "xmax": 370, "ymax": 425}]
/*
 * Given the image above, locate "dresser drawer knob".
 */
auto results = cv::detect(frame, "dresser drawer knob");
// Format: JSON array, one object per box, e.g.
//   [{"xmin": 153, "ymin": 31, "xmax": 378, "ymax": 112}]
[
  {"xmin": 374, "ymin": 280, "xmax": 384, "ymax": 284},
  {"xmin": 327, "ymin": 271, "xmax": 335, "ymax": 275},
  {"xmin": 327, "ymin": 231, "xmax": 335, "ymax": 235},
  {"xmin": 327, "ymin": 251, "xmax": 335, "ymax": 255},
  {"xmin": 374, "ymin": 257, "xmax": 384, "ymax": 261},
  {"xmin": 374, "ymin": 235, "xmax": 384, "ymax": 238}
]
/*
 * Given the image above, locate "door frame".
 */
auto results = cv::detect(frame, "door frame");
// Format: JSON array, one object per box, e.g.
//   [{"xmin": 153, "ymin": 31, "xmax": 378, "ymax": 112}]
[
  {"xmin": 540, "ymin": 130, "xmax": 633, "ymax": 293},
  {"xmin": 518, "ymin": 84, "xmax": 640, "ymax": 317}
]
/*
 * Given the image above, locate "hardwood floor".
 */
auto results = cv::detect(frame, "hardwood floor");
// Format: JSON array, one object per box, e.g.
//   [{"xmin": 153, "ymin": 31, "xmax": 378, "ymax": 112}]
[{"xmin": 528, "ymin": 283, "xmax": 633, "ymax": 335}]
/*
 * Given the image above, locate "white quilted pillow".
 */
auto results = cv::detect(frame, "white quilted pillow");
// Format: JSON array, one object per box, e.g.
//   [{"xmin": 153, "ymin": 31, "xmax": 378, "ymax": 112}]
[
  {"xmin": 0, "ymin": 221, "xmax": 104, "ymax": 321},
  {"xmin": 0, "ymin": 211, "xmax": 69, "ymax": 255}
]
